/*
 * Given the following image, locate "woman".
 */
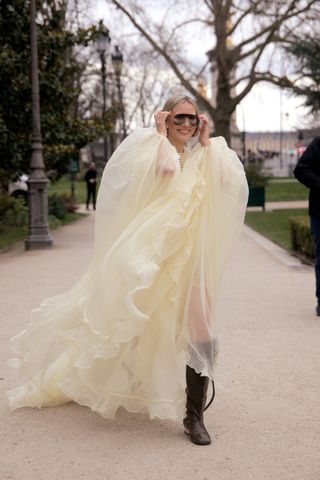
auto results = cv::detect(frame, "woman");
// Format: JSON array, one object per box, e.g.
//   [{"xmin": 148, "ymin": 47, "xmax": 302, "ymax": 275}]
[{"xmin": 7, "ymin": 94, "xmax": 248, "ymax": 446}]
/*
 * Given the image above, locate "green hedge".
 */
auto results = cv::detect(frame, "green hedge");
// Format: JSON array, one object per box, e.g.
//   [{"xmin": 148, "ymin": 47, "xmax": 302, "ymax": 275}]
[
  {"xmin": 289, "ymin": 216, "xmax": 315, "ymax": 259},
  {"xmin": 0, "ymin": 195, "xmax": 28, "ymax": 228},
  {"xmin": 245, "ymin": 162, "xmax": 268, "ymax": 187},
  {"xmin": 48, "ymin": 193, "xmax": 77, "ymax": 220},
  {"xmin": 0, "ymin": 193, "xmax": 76, "ymax": 229}
]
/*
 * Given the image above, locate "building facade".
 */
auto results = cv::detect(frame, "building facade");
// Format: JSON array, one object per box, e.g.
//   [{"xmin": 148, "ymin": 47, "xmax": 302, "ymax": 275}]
[{"xmin": 243, "ymin": 129, "xmax": 320, "ymax": 177}]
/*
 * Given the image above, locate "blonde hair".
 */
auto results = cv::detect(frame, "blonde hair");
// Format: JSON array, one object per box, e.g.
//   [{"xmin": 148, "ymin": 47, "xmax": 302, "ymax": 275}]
[
  {"xmin": 162, "ymin": 94, "xmax": 200, "ymax": 136},
  {"xmin": 162, "ymin": 94, "xmax": 200, "ymax": 115}
]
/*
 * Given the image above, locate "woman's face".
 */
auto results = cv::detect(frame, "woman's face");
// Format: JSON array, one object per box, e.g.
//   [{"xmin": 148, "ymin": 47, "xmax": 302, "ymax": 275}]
[{"xmin": 166, "ymin": 101, "xmax": 198, "ymax": 146}]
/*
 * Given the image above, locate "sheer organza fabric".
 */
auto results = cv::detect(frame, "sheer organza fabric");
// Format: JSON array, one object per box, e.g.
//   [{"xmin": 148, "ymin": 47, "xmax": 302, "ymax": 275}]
[{"xmin": 7, "ymin": 128, "xmax": 248, "ymax": 420}]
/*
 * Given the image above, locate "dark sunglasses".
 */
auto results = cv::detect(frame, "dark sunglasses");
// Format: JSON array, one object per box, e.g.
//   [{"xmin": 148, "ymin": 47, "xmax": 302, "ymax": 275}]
[{"xmin": 171, "ymin": 114, "xmax": 199, "ymax": 127}]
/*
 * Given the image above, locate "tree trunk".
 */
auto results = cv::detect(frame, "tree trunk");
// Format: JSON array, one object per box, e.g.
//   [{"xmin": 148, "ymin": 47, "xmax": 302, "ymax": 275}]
[
  {"xmin": 211, "ymin": 2, "xmax": 233, "ymax": 146},
  {"xmin": 214, "ymin": 68, "xmax": 233, "ymax": 145},
  {"xmin": 214, "ymin": 116, "xmax": 231, "ymax": 146}
]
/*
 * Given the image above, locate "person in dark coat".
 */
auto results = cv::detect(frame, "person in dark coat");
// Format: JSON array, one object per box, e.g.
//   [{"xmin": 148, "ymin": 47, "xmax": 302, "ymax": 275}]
[
  {"xmin": 84, "ymin": 162, "xmax": 97, "ymax": 210},
  {"xmin": 294, "ymin": 136, "xmax": 320, "ymax": 315}
]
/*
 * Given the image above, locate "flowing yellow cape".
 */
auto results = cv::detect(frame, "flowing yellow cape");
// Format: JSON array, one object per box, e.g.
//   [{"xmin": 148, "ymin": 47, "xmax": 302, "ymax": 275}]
[{"xmin": 7, "ymin": 128, "xmax": 248, "ymax": 420}]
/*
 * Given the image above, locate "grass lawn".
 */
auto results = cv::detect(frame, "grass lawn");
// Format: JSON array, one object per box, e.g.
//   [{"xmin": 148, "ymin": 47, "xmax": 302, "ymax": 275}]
[
  {"xmin": 50, "ymin": 175, "xmax": 307, "ymax": 204},
  {"xmin": 266, "ymin": 179, "xmax": 308, "ymax": 202},
  {"xmin": 245, "ymin": 208, "xmax": 309, "ymax": 250},
  {"xmin": 0, "ymin": 225, "xmax": 28, "ymax": 250},
  {"xmin": 49, "ymin": 175, "xmax": 100, "ymax": 204},
  {"xmin": 0, "ymin": 212, "xmax": 86, "ymax": 251},
  {"xmin": 48, "ymin": 169, "xmax": 309, "ymax": 204}
]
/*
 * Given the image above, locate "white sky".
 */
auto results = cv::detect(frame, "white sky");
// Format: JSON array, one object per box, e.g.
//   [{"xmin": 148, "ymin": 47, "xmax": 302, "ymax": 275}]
[
  {"xmin": 90, "ymin": 0, "xmax": 309, "ymax": 132},
  {"xmin": 237, "ymin": 84, "xmax": 308, "ymax": 132}
]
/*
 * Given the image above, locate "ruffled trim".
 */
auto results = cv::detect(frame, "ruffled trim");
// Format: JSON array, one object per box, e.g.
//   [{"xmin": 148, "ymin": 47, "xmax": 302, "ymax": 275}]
[
  {"xmin": 58, "ymin": 157, "xmax": 209, "ymax": 418},
  {"xmin": 7, "ymin": 132, "xmax": 247, "ymax": 419},
  {"xmin": 7, "ymin": 152, "xmax": 210, "ymax": 420}
]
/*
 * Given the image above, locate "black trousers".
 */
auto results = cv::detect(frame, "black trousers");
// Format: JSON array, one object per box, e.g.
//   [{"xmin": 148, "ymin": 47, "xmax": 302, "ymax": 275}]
[
  {"xmin": 86, "ymin": 184, "xmax": 96, "ymax": 209},
  {"xmin": 310, "ymin": 216, "xmax": 320, "ymax": 301}
]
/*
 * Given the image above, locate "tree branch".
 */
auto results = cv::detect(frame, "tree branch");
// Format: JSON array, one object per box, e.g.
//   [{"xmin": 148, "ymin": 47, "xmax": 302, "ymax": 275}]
[
  {"xmin": 109, "ymin": 0, "xmax": 215, "ymax": 115},
  {"xmin": 234, "ymin": 71, "xmax": 295, "ymax": 107},
  {"xmin": 227, "ymin": 1, "xmax": 260, "ymax": 37},
  {"xmin": 235, "ymin": 0, "xmax": 318, "ymax": 52},
  {"xmin": 170, "ymin": 17, "xmax": 214, "ymax": 30},
  {"xmin": 202, "ymin": 0, "xmax": 215, "ymax": 15}
]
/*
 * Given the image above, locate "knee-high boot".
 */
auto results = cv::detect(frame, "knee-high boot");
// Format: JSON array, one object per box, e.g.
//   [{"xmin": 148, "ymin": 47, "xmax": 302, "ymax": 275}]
[{"xmin": 183, "ymin": 365, "xmax": 215, "ymax": 445}]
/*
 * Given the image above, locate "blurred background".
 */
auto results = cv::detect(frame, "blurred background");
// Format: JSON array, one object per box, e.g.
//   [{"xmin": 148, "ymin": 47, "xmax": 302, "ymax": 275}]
[{"xmin": 1, "ymin": 0, "xmax": 320, "ymax": 251}]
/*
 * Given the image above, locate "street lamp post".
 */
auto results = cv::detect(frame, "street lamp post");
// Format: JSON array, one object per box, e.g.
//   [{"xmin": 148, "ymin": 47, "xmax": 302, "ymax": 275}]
[
  {"xmin": 242, "ymin": 130, "xmax": 246, "ymax": 163},
  {"xmin": 112, "ymin": 45, "xmax": 127, "ymax": 139},
  {"xmin": 25, "ymin": 0, "xmax": 52, "ymax": 250},
  {"xmin": 279, "ymin": 87, "xmax": 290, "ymax": 172},
  {"xmin": 238, "ymin": 102, "xmax": 246, "ymax": 163},
  {"xmin": 96, "ymin": 23, "xmax": 111, "ymax": 164}
]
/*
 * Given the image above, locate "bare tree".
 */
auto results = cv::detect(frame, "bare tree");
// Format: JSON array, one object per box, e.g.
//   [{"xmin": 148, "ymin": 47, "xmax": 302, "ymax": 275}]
[
  {"xmin": 121, "ymin": 46, "xmax": 181, "ymax": 130},
  {"xmin": 107, "ymin": 0, "xmax": 319, "ymax": 145}
]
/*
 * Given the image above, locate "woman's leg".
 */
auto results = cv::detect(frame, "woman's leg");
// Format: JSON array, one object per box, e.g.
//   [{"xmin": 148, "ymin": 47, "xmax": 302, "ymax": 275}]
[
  {"xmin": 184, "ymin": 286, "xmax": 215, "ymax": 445},
  {"xmin": 183, "ymin": 364, "xmax": 214, "ymax": 445}
]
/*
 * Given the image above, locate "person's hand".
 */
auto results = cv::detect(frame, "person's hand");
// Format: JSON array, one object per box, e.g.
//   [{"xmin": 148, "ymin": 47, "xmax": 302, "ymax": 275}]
[
  {"xmin": 198, "ymin": 114, "xmax": 210, "ymax": 146},
  {"xmin": 156, "ymin": 162, "xmax": 176, "ymax": 177},
  {"xmin": 154, "ymin": 111, "xmax": 171, "ymax": 136}
]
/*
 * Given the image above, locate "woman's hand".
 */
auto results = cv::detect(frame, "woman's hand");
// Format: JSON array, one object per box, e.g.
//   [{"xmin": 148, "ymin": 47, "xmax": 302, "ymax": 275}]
[
  {"xmin": 156, "ymin": 162, "xmax": 176, "ymax": 177},
  {"xmin": 154, "ymin": 110, "xmax": 171, "ymax": 136},
  {"xmin": 198, "ymin": 114, "xmax": 210, "ymax": 147}
]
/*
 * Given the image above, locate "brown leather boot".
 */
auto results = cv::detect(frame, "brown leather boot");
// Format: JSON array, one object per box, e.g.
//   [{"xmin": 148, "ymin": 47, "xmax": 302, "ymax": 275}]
[{"xmin": 183, "ymin": 365, "xmax": 215, "ymax": 445}]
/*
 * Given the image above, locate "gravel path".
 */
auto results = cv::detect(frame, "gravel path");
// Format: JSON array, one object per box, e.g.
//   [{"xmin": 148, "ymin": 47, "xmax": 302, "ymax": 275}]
[{"xmin": 1, "ymin": 211, "xmax": 319, "ymax": 480}]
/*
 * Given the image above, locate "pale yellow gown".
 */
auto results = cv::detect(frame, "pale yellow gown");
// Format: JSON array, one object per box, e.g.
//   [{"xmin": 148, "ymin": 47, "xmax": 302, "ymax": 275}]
[{"xmin": 7, "ymin": 128, "xmax": 248, "ymax": 420}]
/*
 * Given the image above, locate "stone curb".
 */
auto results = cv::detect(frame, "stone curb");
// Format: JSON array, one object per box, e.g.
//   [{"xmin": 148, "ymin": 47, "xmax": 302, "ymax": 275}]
[{"xmin": 243, "ymin": 224, "xmax": 312, "ymax": 270}]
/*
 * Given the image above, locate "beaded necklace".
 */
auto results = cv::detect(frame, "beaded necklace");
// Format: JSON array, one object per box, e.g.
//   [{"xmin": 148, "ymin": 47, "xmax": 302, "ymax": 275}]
[{"xmin": 179, "ymin": 151, "xmax": 186, "ymax": 170}]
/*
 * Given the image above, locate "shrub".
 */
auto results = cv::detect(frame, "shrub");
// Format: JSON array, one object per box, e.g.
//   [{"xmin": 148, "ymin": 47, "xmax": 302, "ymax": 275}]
[
  {"xmin": 0, "ymin": 192, "xmax": 77, "ymax": 230},
  {"xmin": 0, "ymin": 194, "xmax": 28, "ymax": 227},
  {"xmin": 48, "ymin": 193, "xmax": 77, "ymax": 219},
  {"xmin": 289, "ymin": 216, "xmax": 315, "ymax": 259},
  {"xmin": 245, "ymin": 162, "xmax": 268, "ymax": 187},
  {"xmin": 60, "ymin": 193, "xmax": 77, "ymax": 213},
  {"xmin": 48, "ymin": 193, "xmax": 67, "ymax": 220}
]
